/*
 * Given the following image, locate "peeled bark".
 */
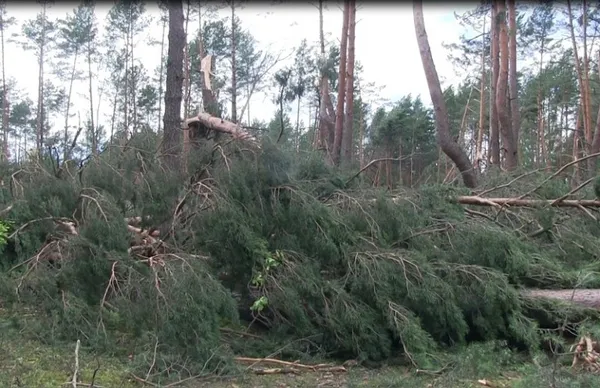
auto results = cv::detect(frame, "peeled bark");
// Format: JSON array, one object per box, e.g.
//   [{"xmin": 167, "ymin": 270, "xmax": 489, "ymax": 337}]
[
  {"xmin": 341, "ymin": 0, "xmax": 356, "ymax": 167},
  {"xmin": 332, "ymin": 0, "xmax": 349, "ymax": 166},
  {"xmin": 413, "ymin": 2, "xmax": 477, "ymax": 188},
  {"xmin": 496, "ymin": 0, "xmax": 517, "ymax": 170},
  {"xmin": 162, "ymin": 0, "xmax": 185, "ymax": 170}
]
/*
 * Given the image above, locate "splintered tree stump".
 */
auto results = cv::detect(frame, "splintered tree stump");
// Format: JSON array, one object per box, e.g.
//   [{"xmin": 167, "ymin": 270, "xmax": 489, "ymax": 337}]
[
  {"xmin": 522, "ymin": 289, "xmax": 600, "ymax": 309},
  {"xmin": 183, "ymin": 112, "xmax": 257, "ymax": 143}
]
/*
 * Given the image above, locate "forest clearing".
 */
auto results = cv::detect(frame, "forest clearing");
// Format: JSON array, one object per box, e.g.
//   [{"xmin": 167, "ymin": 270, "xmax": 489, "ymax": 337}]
[{"xmin": 2, "ymin": 1, "xmax": 600, "ymax": 387}]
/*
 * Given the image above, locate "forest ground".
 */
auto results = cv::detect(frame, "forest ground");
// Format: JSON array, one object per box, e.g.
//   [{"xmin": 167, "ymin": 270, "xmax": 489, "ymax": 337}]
[{"xmin": 1, "ymin": 310, "xmax": 597, "ymax": 388}]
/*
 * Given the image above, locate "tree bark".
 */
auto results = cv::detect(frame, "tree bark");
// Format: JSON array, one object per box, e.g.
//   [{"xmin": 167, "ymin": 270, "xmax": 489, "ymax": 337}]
[
  {"xmin": 63, "ymin": 48, "xmax": 78, "ymax": 162},
  {"xmin": 87, "ymin": 40, "xmax": 96, "ymax": 156},
  {"xmin": 489, "ymin": 2, "xmax": 500, "ymax": 166},
  {"xmin": 317, "ymin": 0, "xmax": 334, "ymax": 155},
  {"xmin": 230, "ymin": 1, "xmax": 237, "ymax": 123},
  {"xmin": 157, "ymin": 16, "xmax": 166, "ymax": 133},
  {"xmin": 507, "ymin": 0, "xmax": 520, "ymax": 159},
  {"xmin": 496, "ymin": 0, "xmax": 517, "ymax": 170},
  {"xmin": 457, "ymin": 196, "xmax": 600, "ymax": 208},
  {"xmin": 1, "ymin": 9, "xmax": 8, "ymax": 161},
  {"xmin": 36, "ymin": 2, "xmax": 47, "ymax": 156},
  {"xmin": 413, "ymin": 1, "xmax": 477, "ymax": 188},
  {"xmin": 341, "ymin": 0, "xmax": 356, "ymax": 167},
  {"xmin": 475, "ymin": 15, "xmax": 486, "ymax": 170},
  {"xmin": 162, "ymin": 0, "xmax": 185, "ymax": 170},
  {"xmin": 567, "ymin": 0, "xmax": 591, "ymax": 169},
  {"xmin": 332, "ymin": 0, "xmax": 349, "ymax": 166}
]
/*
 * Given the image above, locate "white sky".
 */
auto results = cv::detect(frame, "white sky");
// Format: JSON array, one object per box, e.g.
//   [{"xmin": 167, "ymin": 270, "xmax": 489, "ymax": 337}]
[{"xmin": 3, "ymin": 2, "xmax": 475, "ymax": 144}]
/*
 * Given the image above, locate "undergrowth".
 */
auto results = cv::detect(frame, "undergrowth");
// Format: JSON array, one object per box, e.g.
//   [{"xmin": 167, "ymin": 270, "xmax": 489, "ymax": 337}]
[{"xmin": 1, "ymin": 134, "xmax": 599, "ymax": 384}]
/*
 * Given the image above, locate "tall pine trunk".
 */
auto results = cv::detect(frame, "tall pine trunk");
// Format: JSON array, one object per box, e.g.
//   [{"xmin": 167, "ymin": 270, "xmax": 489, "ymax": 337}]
[
  {"xmin": 157, "ymin": 17, "xmax": 166, "ymax": 132},
  {"xmin": 1, "ymin": 9, "xmax": 8, "ymax": 161},
  {"xmin": 507, "ymin": 0, "xmax": 520, "ymax": 160},
  {"xmin": 162, "ymin": 0, "xmax": 185, "ymax": 170},
  {"xmin": 36, "ymin": 2, "xmax": 47, "ymax": 156},
  {"xmin": 413, "ymin": 1, "xmax": 477, "ymax": 188},
  {"xmin": 87, "ymin": 40, "xmax": 96, "ymax": 156},
  {"xmin": 489, "ymin": 2, "xmax": 500, "ymax": 166},
  {"xmin": 496, "ymin": 0, "xmax": 516, "ymax": 170},
  {"xmin": 341, "ymin": 0, "xmax": 356, "ymax": 167},
  {"xmin": 230, "ymin": 1, "xmax": 237, "ymax": 122},
  {"xmin": 63, "ymin": 48, "xmax": 78, "ymax": 162},
  {"xmin": 475, "ymin": 16, "xmax": 486, "ymax": 169},
  {"xmin": 332, "ymin": 0, "xmax": 349, "ymax": 165}
]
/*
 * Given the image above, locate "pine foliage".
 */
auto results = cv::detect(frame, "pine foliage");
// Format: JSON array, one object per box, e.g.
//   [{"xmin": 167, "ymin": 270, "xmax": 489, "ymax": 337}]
[{"xmin": 0, "ymin": 137, "xmax": 599, "ymax": 380}]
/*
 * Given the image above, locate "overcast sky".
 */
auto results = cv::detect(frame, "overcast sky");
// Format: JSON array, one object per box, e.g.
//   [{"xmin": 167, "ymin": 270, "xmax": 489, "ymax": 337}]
[{"xmin": 3, "ymin": 2, "xmax": 475, "ymax": 139}]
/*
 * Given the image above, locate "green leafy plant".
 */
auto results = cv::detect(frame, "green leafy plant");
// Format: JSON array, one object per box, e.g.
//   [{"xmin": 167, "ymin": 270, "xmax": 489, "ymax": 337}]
[{"xmin": 0, "ymin": 219, "xmax": 9, "ymax": 248}]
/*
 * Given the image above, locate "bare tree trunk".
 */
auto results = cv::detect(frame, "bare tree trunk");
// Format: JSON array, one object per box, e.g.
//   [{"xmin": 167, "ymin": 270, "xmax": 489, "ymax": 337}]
[
  {"xmin": 157, "ymin": 16, "xmax": 166, "ymax": 132},
  {"xmin": 332, "ymin": 0, "xmax": 350, "ymax": 165},
  {"xmin": 507, "ymin": 0, "xmax": 520, "ymax": 157},
  {"xmin": 1, "ymin": 9, "xmax": 8, "ymax": 161},
  {"xmin": 476, "ymin": 15, "xmax": 486, "ymax": 169},
  {"xmin": 573, "ymin": 102, "xmax": 582, "ymax": 185},
  {"xmin": 130, "ymin": 13, "xmax": 138, "ymax": 135},
  {"xmin": 341, "ymin": 0, "xmax": 356, "ymax": 167},
  {"xmin": 489, "ymin": 1, "xmax": 500, "ymax": 166},
  {"xmin": 123, "ymin": 20, "xmax": 130, "ymax": 141},
  {"xmin": 317, "ymin": 0, "xmax": 334, "ymax": 155},
  {"xmin": 183, "ymin": 0, "xmax": 191, "ymax": 118},
  {"xmin": 591, "ymin": 51, "xmax": 600, "ymax": 159},
  {"xmin": 63, "ymin": 48, "xmax": 78, "ymax": 161},
  {"xmin": 87, "ymin": 41, "xmax": 96, "ymax": 156},
  {"xmin": 162, "ymin": 0, "xmax": 185, "ymax": 170},
  {"xmin": 567, "ymin": 0, "xmax": 591, "ymax": 170},
  {"xmin": 358, "ymin": 96, "xmax": 365, "ymax": 169},
  {"xmin": 230, "ymin": 1, "xmax": 237, "ymax": 123},
  {"xmin": 36, "ymin": 2, "xmax": 47, "ymax": 156},
  {"xmin": 496, "ymin": 0, "xmax": 516, "ymax": 170},
  {"xmin": 413, "ymin": 1, "xmax": 477, "ymax": 188}
]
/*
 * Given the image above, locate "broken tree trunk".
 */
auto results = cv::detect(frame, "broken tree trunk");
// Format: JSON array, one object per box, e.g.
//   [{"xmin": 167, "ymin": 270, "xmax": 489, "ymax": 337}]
[
  {"xmin": 183, "ymin": 112, "xmax": 257, "ymax": 144},
  {"xmin": 523, "ymin": 289, "xmax": 600, "ymax": 310},
  {"xmin": 456, "ymin": 196, "xmax": 600, "ymax": 208}
]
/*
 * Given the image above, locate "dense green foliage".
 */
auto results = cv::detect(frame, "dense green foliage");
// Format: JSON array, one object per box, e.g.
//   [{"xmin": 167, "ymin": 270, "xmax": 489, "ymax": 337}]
[{"xmin": 1, "ymin": 134, "xmax": 599, "ymax": 384}]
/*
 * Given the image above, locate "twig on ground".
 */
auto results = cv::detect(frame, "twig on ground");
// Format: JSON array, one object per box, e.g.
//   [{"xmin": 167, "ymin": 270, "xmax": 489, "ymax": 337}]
[{"xmin": 72, "ymin": 339, "xmax": 81, "ymax": 388}]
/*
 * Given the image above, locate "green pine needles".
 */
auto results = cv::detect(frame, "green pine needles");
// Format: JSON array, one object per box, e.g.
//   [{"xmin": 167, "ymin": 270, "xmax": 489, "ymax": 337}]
[{"xmin": 0, "ymin": 135, "xmax": 599, "ymax": 382}]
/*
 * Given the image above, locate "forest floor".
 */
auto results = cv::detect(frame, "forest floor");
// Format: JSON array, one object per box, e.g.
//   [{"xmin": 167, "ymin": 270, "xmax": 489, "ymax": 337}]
[{"xmin": 2, "ymin": 312, "xmax": 599, "ymax": 388}]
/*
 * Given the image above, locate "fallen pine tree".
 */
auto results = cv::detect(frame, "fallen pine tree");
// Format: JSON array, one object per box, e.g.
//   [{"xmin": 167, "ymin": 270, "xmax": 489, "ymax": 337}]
[
  {"xmin": 456, "ymin": 196, "xmax": 600, "ymax": 208},
  {"xmin": 2, "ymin": 138, "xmax": 600, "ymax": 384}
]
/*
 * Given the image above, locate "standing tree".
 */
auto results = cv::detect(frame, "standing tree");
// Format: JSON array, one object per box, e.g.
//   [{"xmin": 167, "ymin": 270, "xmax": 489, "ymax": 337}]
[
  {"xmin": 57, "ymin": 2, "xmax": 96, "ymax": 161},
  {"xmin": 332, "ymin": 0, "xmax": 349, "ymax": 165},
  {"xmin": 162, "ymin": 0, "xmax": 185, "ymax": 170},
  {"xmin": 413, "ymin": 1, "xmax": 477, "ymax": 188},
  {"xmin": 19, "ymin": 2, "xmax": 55, "ymax": 156},
  {"xmin": 0, "ymin": 2, "xmax": 13, "ymax": 160},
  {"xmin": 496, "ymin": 0, "xmax": 517, "ymax": 170},
  {"xmin": 341, "ymin": 0, "xmax": 356, "ymax": 166}
]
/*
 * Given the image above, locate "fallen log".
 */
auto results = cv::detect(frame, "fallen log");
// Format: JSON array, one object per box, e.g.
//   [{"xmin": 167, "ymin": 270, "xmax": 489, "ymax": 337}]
[
  {"xmin": 457, "ymin": 196, "xmax": 600, "ymax": 208},
  {"xmin": 522, "ymin": 289, "xmax": 600, "ymax": 309},
  {"xmin": 183, "ymin": 112, "xmax": 257, "ymax": 144}
]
